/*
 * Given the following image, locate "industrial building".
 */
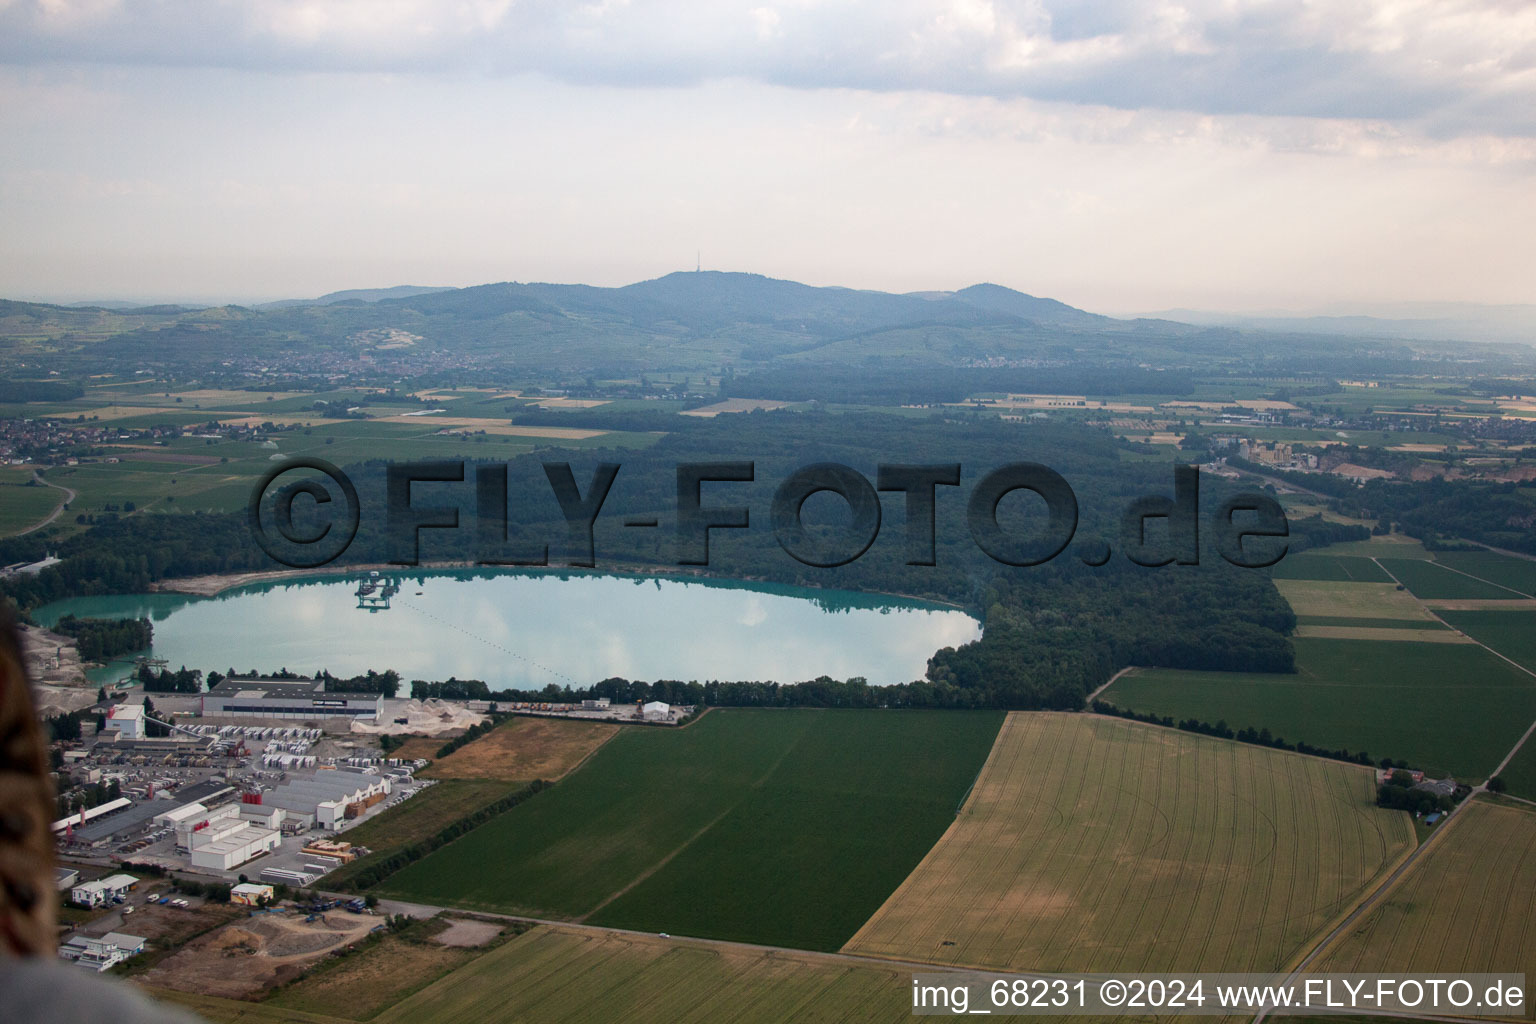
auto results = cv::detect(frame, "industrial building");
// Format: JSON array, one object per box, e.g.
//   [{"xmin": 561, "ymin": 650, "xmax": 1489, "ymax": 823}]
[
  {"xmin": 51, "ymin": 797, "xmax": 132, "ymax": 835},
  {"xmin": 70, "ymin": 873, "xmax": 137, "ymax": 908},
  {"xmin": 181, "ymin": 804, "xmax": 282, "ymax": 870},
  {"xmin": 59, "ymin": 932, "xmax": 145, "ymax": 971},
  {"xmin": 102, "ymin": 703, "xmax": 145, "ymax": 739},
  {"xmin": 200, "ymin": 677, "xmax": 383, "ymax": 724},
  {"xmin": 262, "ymin": 768, "xmax": 390, "ymax": 830},
  {"xmin": 60, "ymin": 780, "xmax": 234, "ymax": 848},
  {"xmin": 230, "ymin": 883, "xmax": 275, "ymax": 906}
]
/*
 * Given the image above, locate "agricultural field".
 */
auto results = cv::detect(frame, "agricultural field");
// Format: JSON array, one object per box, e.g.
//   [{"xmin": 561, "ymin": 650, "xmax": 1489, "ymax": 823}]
[
  {"xmin": 1272, "ymin": 554, "xmax": 1394, "ymax": 583},
  {"xmin": 1299, "ymin": 535, "xmax": 1431, "ymax": 559},
  {"xmin": 1103, "ymin": 638, "xmax": 1536, "ymax": 779},
  {"xmin": 375, "ymin": 708, "xmax": 1005, "ymax": 951},
  {"xmin": 1380, "ymin": 558, "xmax": 1526, "ymax": 600},
  {"xmin": 1431, "ymin": 551, "xmax": 1536, "ymax": 596},
  {"xmin": 0, "ymin": 471, "xmax": 66, "ymax": 536},
  {"xmin": 1272, "ymin": 579, "xmax": 1438, "ymax": 621},
  {"xmin": 1497, "ymin": 739, "xmax": 1536, "ymax": 801},
  {"xmin": 153, "ymin": 924, "xmax": 919, "ymax": 1024},
  {"xmin": 420, "ymin": 716, "xmax": 619, "ymax": 782},
  {"xmin": 323, "ymin": 779, "xmax": 520, "ymax": 890},
  {"xmin": 261, "ymin": 916, "xmax": 507, "ymax": 1020},
  {"xmin": 3, "ymin": 383, "xmax": 664, "ymax": 526},
  {"xmin": 1309, "ymin": 800, "xmax": 1536, "ymax": 987},
  {"xmin": 1439, "ymin": 610, "xmax": 1536, "ymax": 675},
  {"xmin": 379, "ymin": 925, "xmax": 915, "ymax": 1024},
  {"xmin": 1291, "ymin": 624, "xmax": 1466, "ymax": 642},
  {"xmin": 1291, "ymin": 616, "xmax": 1445, "ymax": 630},
  {"xmin": 843, "ymin": 713, "xmax": 1413, "ymax": 973}
]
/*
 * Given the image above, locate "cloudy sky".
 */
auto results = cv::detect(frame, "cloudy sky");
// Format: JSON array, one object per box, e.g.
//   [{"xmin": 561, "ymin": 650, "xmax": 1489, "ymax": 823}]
[{"xmin": 1, "ymin": 0, "xmax": 1532, "ymax": 313}]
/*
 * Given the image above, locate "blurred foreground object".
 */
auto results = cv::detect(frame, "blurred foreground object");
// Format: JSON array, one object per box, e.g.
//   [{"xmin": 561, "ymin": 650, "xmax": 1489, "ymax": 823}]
[{"xmin": 0, "ymin": 609, "xmax": 203, "ymax": 1022}]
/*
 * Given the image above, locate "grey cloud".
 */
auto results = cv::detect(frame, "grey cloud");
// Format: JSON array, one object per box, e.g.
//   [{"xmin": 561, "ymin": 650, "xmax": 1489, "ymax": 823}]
[{"xmin": 0, "ymin": 1, "xmax": 1532, "ymax": 136}]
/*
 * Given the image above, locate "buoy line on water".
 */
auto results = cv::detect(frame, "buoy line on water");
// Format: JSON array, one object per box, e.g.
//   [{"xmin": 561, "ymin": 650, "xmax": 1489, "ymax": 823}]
[{"xmin": 393, "ymin": 596, "xmax": 582, "ymax": 687}]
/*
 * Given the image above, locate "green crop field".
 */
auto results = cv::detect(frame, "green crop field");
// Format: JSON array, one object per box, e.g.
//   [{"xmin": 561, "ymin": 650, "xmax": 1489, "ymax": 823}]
[
  {"xmin": 374, "ymin": 708, "xmax": 1004, "ymax": 951},
  {"xmin": 1272, "ymin": 555, "xmax": 1394, "ymax": 583},
  {"xmin": 1432, "ymin": 551, "xmax": 1536, "ymax": 597},
  {"xmin": 844, "ymin": 713, "xmax": 1413, "ymax": 973},
  {"xmin": 1311, "ymin": 800, "xmax": 1536, "ymax": 994},
  {"xmin": 1294, "ymin": 616, "xmax": 1446, "ymax": 630},
  {"xmin": 1496, "ymin": 737, "xmax": 1536, "ymax": 801},
  {"xmin": 0, "ymin": 477, "xmax": 66, "ymax": 536},
  {"xmin": 1102, "ymin": 637, "xmax": 1536, "ymax": 779},
  {"xmin": 1380, "ymin": 558, "xmax": 1523, "ymax": 600},
  {"xmin": 324, "ymin": 780, "xmax": 523, "ymax": 890},
  {"xmin": 1304, "ymin": 536, "xmax": 1431, "ymax": 559},
  {"xmin": 1438, "ymin": 610, "xmax": 1536, "ymax": 675}
]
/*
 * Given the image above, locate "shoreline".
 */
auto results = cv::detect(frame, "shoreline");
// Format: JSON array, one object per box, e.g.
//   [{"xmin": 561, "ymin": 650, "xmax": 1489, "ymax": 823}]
[{"xmin": 146, "ymin": 560, "xmax": 977, "ymax": 615}]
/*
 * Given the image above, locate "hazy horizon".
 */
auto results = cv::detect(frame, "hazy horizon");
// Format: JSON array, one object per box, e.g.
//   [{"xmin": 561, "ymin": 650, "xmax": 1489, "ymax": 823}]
[{"xmin": 2, "ymin": 2, "xmax": 1533, "ymax": 314}]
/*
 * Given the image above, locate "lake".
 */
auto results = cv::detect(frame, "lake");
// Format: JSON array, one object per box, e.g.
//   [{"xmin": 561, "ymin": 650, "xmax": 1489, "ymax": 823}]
[{"xmin": 35, "ymin": 570, "xmax": 980, "ymax": 689}]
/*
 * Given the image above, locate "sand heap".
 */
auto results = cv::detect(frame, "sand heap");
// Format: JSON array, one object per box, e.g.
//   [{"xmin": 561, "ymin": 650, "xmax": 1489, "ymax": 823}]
[{"xmin": 350, "ymin": 698, "xmax": 488, "ymax": 737}]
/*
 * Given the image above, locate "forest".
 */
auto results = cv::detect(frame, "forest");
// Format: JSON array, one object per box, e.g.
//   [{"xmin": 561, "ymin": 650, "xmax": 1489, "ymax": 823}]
[{"xmin": 4, "ymin": 411, "xmax": 1301, "ymax": 709}]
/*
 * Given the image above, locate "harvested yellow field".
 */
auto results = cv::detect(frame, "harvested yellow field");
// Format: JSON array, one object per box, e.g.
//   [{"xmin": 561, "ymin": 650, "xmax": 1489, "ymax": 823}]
[
  {"xmin": 169, "ymin": 389, "xmax": 309, "ymax": 403},
  {"xmin": 71, "ymin": 404, "xmax": 187, "ymax": 421},
  {"xmin": 376, "ymin": 415, "xmax": 605, "ymax": 439},
  {"xmin": 1293, "ymin": 625, "xmax": 1472, "ymax": 643},
  {"xmin": 1310, "ymin": 800, "xmax": 1536, "ymax": 986},
  {"xmin": 1424, "ymin": 599, "xmax": 1536, "ymax": 611},
  {"xmin": 374, "ymin": 924, "xmax": 916, "ymax": 1024},
  {"xmin": 1274, "ymin": 579, "xmax": 1438, "ymax": 621},
  {"xmin": 213, "ymin": 414, "xmax": 348, "ymax": 427},
  {"xmin": 843, "ymin": 713, "xmax": 1413, "ymax": 973},
  {"xmin": 679, "ymin": 398, "xmax": 792, "ymax": 417},
  {"xmin": 523, "ymin": 397, "xmax": 611, "ymax": 409},
  {"xmin": 422, "ymin": 716, "xmax": 619, "ymax": 782}
]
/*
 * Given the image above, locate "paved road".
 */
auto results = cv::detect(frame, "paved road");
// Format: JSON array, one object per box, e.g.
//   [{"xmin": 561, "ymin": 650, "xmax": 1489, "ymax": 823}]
[{"xmin": 17, "ymin": 469, "xmax": 76, "ymax": 535}]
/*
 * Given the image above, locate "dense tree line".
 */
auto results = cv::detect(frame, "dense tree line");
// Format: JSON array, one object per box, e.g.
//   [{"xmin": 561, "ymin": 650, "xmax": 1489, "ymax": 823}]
[
  {"xmin": 138, "ymin": 665, "xmax": 203, "ymax": 693},
  {"xmin": 55, "ymin": 778, "xmax": 122, "ymax": 820},
  {"xmin": 336, "ymin": 780, "xmax": 547, "ymax": 892},
  {"xmin": 50, "ymin": 615, "xmax": 152, "ymax": 661},
  {"xmin": 0, "ymin": 379, "xmax": 83, "ymax": 402},
  {"xmin": 3, "ymin": 411, "xmax": 1303, "ymax": 711},
  {"xmin": 1092, "ymin": 701, "xmax": 1382, "ymax": 767},
  {"xmin": 411, "ymin": 677, "xmax": 492, "ymax": 701},
  {"xmin": 434, "ymin": 715, "xmax": 507, "ymax": 758},
  {"xmin": 321, "ymin": 669, "xmax": 400, "ymax": 697}
]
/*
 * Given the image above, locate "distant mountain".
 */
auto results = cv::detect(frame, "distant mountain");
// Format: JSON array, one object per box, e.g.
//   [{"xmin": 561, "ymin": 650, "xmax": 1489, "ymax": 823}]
[
  {"xmin": 390, "ymin": 271, "xmax": 1106, "ymax": 337},
  {"xmin": 11, "ymin": 271, "xmax": 1514, "ymax": 378},
  {"xmin": 259, "ymin": 285, "xmax": 454, "ymax": 309},
  {"xmin": 947, "ymin": 283, "xmax": 1109, "ymax": 328},
  {"xmin": 1146, "ymin": 304, "xmax": 1535, "ymax": 345}
]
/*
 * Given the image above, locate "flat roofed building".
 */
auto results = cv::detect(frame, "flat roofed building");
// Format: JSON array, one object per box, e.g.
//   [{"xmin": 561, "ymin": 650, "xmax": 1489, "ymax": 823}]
[
  {"xmin": 100, "ymin": 932, "xmax": 145, "ymax": 955},
  {"xmin": 69, "ymin": 873, "xmax": 137, "ymax": 907},
  {"xmin": 188, "ymin": 820, "xmax": 281, "ymax": 871},
  {"xmin": 230, "ymin": 883, "xmax": 275, "ymax": 906},
  {"xmin": 200, "ymin": 677, "xmax": 382, "ymax": 723},
  {"xmin": 103, "ymin": 702, "xmax": 145, "ymax": 739},
  {"xmin": 173, "ymin": 803, "xmax": 240, "ymax": 850},
  {"xmin": 265, "ymin": 768, "xmax": 391, "ymax": 829}
]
